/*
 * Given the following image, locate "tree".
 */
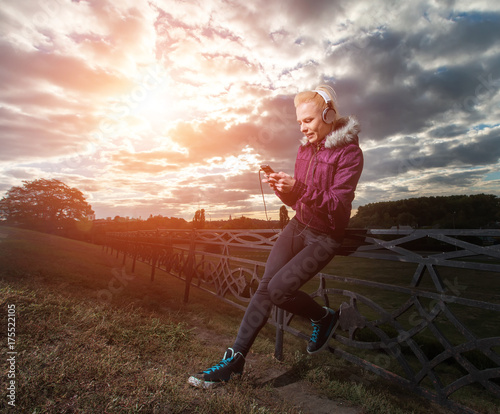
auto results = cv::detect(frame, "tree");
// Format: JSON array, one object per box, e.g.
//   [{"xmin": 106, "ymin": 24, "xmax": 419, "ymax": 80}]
[
  {"xmin": 0, "ymin": 178, "xmax": 94, "ymax": 233},
  {"xmin": 349, "ymin": 194, "xmax": 500, "ymax": 229},
  {"xmin": 279, "ymin": 205, "xmax": 290, "ymax": 229},
  {"xmin": 396, "ymin": 212, "xmax": 417, "ymax": 228},
  {"xmin": 192, "ymin": 209, "xmax": 206, "ymax": 229}
]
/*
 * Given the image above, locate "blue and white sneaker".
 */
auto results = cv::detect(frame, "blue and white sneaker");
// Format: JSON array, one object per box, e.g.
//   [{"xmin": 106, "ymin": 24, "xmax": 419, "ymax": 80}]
[
  {"xmin": 188, "ymin": 348, "xmax": 245, "ymax": 389},
  {"xmin": 307, "ymin": 307, "xmax": 339, "ymax": 354}
]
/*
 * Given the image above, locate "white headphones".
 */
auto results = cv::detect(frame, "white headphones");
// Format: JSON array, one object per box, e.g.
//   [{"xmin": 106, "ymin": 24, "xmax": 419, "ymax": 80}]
[{"xmin": 313, "ymin": 89, "xmax": 336, "ymax": 124}]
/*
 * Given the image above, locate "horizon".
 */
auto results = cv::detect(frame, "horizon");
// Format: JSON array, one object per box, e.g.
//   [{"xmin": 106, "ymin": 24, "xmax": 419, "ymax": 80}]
[
  {"xmin": 1, "ymin": 1, "xmax": 499, "ymax": 221},
  {"xmin": 87, "ymin": 192, "xmax": 498, "ymax": 222}
]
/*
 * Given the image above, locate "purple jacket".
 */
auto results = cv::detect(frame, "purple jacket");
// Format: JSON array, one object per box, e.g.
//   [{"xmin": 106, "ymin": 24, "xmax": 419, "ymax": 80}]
[{"xmin": 277, "ymin": 116, "xmax": 363, "ymax": 240}]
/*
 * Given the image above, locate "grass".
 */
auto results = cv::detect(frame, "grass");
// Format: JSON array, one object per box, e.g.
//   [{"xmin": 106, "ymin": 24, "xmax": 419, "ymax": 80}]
[
  {"xmin": 0, "ymin": 226, "xmax": 491, "ymax": 413},
  {"xmin": 0, "ymin": 227, "xmax": 300, "ymax": 413}
]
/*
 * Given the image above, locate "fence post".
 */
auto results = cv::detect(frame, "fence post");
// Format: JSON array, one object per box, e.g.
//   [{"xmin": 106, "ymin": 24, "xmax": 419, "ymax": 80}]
[
  {"xmin": 183, "ymin": 230, "xmax": 196, "ymax": 303},
  {"xmin": 274, "ymin": 307, "xmax": 284, "ymax": 361},
  {"xmin": 151, "ymin": 244, "xmax": 157, "ymax": 282},
  {"xmin": 122, "ymin": 234, "xmax": 127, "ymax": 265},
  {"xmin": 131, "ymin": 234, "xmax": 138, "ymax": 273}
]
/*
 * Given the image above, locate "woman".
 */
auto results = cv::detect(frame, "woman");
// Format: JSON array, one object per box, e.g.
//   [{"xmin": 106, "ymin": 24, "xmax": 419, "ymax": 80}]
[{"xmin": 188, "ymin": 85, "xmax": 363, "ymax": 389}]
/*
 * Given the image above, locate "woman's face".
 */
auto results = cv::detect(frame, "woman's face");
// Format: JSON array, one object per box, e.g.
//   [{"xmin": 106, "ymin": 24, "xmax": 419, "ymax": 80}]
[{"xmin": 296, "ymin": 101, "xmax": 331, "ymax": 145}]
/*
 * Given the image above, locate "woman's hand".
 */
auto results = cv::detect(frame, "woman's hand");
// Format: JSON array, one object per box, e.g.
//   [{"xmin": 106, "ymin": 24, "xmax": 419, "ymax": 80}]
[{"xmin": 262, "ymin": 172, "xmax": 296, "ymax": 193}]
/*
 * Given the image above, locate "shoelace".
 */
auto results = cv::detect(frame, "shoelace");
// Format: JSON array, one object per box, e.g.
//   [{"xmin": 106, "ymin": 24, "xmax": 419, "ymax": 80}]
[
  {"xmin": 310, "ymin": 322, "xmax": 321, "ymax": 343},
  {"xmin": 203, "ymin": 357, "xmax": 233, "ymax": 374}
]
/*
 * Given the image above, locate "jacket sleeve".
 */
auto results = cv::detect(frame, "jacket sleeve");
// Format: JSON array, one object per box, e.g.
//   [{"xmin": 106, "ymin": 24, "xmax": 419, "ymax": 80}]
[
  {"xmin": 278, "ymin": 144, "xmax": 363, "ymax": 218},
  {"xmin": 275, "ymin": 161, "xmax": 301, "ymax": 207}
]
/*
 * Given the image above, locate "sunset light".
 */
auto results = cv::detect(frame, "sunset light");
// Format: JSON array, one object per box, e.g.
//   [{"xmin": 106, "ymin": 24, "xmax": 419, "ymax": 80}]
[{"xmin": 1, "ymin": 1, "xmax": 499, "ymax": 221}]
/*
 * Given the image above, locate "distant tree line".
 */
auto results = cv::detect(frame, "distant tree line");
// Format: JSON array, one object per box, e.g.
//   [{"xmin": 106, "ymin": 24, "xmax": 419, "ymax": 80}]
[
  {"xmin": 96, "ymin": 215, "xmax": 190, "ymax": 233},
  {"xmin": 349, "ymin": 194, "xmax": 500, "ymax": 229},
  {"xmin": 99, "ymin": 213, "xmax": 280, "ymax": 232},
  {"xmin": 0, "ymin": 178, "xmax": 283, "ymax": 242},
  {"xmin": 2, "ymin": 180, "xmax": 498, "ymax": 243}
]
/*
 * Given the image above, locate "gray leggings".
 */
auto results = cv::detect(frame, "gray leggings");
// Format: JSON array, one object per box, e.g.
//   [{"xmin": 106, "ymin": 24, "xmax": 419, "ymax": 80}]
[{"xmin": 232, "ymin": 217, "xmax": 341, "ymax": 356}]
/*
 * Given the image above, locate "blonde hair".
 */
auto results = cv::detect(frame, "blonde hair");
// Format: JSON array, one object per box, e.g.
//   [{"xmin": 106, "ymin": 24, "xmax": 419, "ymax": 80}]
[{"xmin": 294, "ymin": 84, "xmax": 338, "ymax": 115}]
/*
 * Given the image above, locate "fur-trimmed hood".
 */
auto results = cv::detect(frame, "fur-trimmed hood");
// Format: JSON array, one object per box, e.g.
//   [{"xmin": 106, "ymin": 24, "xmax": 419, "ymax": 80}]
[
  {"xmin": 277, "ymin": 114, "xmax": 364, "ymax": 240},
  {"xmin": 300, "ymin": 116, "xmax": 361, "ymax": 148}
]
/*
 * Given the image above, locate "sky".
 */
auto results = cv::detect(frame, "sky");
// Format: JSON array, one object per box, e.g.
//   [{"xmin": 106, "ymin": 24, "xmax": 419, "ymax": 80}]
[{"xmin": 1, "ymin": 0, "xmax": 499, "ymax": 221}]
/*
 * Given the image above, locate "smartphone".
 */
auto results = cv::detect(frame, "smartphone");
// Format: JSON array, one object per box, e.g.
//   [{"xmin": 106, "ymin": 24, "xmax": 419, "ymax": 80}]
[{"xmin": 260, "ymin": 164, "xmax": 275, "ymax": 175}]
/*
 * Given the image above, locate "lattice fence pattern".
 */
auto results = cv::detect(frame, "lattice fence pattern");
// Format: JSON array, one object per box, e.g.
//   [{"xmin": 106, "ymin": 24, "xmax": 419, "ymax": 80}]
[{"xmin": 104, "ymin": 228, "xmax": 500, "ymax": 414}]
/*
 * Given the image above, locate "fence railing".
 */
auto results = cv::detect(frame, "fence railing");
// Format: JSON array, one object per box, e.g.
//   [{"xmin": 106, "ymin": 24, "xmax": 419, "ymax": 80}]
[{"xmin": 103, "ymin": 227, "xmax": 500, "ymax": 414}]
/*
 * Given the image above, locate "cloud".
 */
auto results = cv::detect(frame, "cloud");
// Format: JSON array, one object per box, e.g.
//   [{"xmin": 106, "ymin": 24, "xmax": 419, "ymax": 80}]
[
  {"xmin": 442, "ymin": 128, "xmax": 500, "ymax": 166},
  {"xmin": 110, "ymin": 149, "xmax": 189, "ymax": 174},
  {"xmin": 0, "ymin": 0, "xmax": 499, "ymax": 220},
  {"xmin": 0, "ymin": 39, "xmax": 130, "ymax": 96},
  {"xmin": 423, "ymin": 168, "xmax": 490, "ymax": 187}
]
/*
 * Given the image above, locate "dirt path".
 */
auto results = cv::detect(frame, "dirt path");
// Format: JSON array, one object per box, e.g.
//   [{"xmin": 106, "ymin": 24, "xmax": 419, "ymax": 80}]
[
  {"xmin": 245, "ymin": 352, "xmax": 363, "ymax": 414},
  {"xmin": 275, "ymin": 382, "xmax": 362, "ymax": 414},
  {"xmin": 192, "ymin": 325, "xmax": 363, "ymax": 414}
]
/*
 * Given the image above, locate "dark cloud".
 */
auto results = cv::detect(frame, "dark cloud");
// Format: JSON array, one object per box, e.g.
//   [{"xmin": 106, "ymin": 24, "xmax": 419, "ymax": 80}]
[
  {"xmin": 361, "ymin": 145, "xmax": 419, "ymax": 182},
  {"xmin": 450, "ymin": 131, "xmax": 500, "ymax": 166},
  {"xmin": 431, "ymin": 12, "xmax": 500, "ymax": 57},
  {"xmin": 423, "ymin": 169, "xmax": 489, "ymax": 187},
  {"xmin": 429, "ymin": 124, "xmax": 467, "ymax": 139},
  {"xmin": 363, "ymin": 127, "xmax": 500, "ymax": 183},
  {"xmin": 328, "ymin": 11, "xmax": 500, "ymax": 145}
]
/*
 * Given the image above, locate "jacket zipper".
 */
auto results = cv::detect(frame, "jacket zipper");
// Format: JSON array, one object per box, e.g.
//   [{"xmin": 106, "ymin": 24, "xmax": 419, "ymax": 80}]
[{"xmin": 300, "ymin": 145, "xmax": 320, "ymax": 224}]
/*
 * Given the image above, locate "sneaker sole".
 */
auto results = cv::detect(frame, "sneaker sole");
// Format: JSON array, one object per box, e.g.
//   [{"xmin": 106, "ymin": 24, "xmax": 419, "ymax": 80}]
[
  {"xmin": 187, "ymin": 375, "xmax": 220, "ymax": 389},
  {"xmin": 307, "ymin": 316, "xmax": 339, "ymax": 355},
  {"xmin": 187, "ymin": 372, "xmax": 243, "ymax": 389}
]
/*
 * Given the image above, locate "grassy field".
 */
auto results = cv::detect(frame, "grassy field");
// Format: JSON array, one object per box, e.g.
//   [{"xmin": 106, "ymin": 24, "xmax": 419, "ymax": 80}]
[
  {"xmin": 0, "ymin": 226, "xmax": 494, "ymax": 413},
  {"xmin": 231, "ymin": 241, "xmax": 500, "ymax": 413}
]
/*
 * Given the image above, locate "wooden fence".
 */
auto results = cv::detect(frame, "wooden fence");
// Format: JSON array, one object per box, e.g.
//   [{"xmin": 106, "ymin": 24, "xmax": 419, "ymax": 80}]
[{"xmin": 103, "ymin": 227, "xmax": 500, "ymax": 414}]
